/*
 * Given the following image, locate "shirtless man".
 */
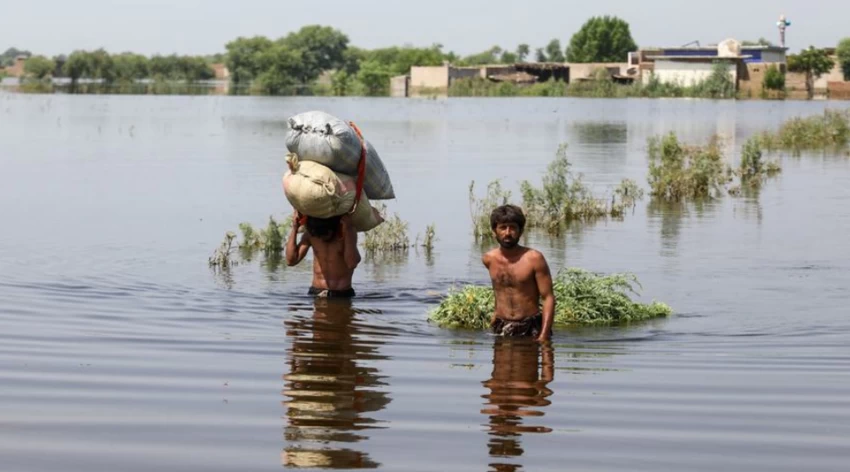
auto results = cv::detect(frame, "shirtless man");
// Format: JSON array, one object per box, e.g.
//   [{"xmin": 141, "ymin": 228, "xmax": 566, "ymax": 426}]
[
  {"xmin": 285, "ymin": 211, "xmax": 361, "ymax": 298},
  {"xmin": 482, "ymin": 205, "xmax": 555, "ymax": 342}
]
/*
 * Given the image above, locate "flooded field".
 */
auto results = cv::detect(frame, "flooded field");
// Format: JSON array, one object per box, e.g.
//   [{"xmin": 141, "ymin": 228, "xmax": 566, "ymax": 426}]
[{"xmin": 1, "ymin": 93, "xmax": 849, "ymax": 471}]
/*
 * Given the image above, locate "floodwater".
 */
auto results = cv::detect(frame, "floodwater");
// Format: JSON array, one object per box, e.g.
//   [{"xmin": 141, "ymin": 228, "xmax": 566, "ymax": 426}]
[{"xmin": 1, "ymin": 93, "xmax": 850, "ymax": 471}]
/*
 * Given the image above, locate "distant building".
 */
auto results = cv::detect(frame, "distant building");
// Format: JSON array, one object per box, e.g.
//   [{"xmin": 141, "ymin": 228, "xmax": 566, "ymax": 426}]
[
  {"xmin": 4, "ymin": 55, "xmax": 28, "ymax": 78},
  {"xmin": 405, "ymin": 63, "xmax": 571, "ymax": 97},
  {"xmin": 633, "ymin": 39, "xmax": 788, "ymax": 96},
  {"xmin": 210, "ymin": 63, "xmax": 230, "ymax": 80}
]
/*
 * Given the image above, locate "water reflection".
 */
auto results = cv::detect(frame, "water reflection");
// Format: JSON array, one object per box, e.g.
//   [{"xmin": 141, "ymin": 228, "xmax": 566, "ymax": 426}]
[
  {"xmin": 572, "ymin": 121, "xmax": 628, "ymax": 144},
  {"xmin": 647, "ymin": 199, "xmax": 720, "ymax": 258},
  {"xmin": 481, "ymin": 339, "xmax": 555, "ymax": 472},
  {"xmin": 281, "ymin": 298, "xmax": 390, "ymax": 469}
]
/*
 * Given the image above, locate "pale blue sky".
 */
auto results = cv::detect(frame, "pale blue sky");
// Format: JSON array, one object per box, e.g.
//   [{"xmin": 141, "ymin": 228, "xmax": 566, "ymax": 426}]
[{"xmin": 1, "ymin": 0, "xmax": 845, "ymax": 57}]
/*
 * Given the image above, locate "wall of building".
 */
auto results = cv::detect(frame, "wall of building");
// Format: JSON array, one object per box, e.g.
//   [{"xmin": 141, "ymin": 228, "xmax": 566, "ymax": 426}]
[
  {"xmin": 567, "ymin": 63, "xmax": 628, "ymax": 81},
  {"xmin": 814, "ymin": 58, "xmax": 845, "ymax": 91},
  {"xmin": 5, "ymin": 57, "xmax": 26, "ymax": 78},
  {"xmin": 409, "ymin": 66, "xmax": 450, "ymax": 96},
  {"xmin": 390, "ymin": 75, "xmax": 408, "ymax": 97},
  {"xmin": 828, "ymin": 81, "xmax": 850, "ymax": 100},
  {"xmin": 737, "ymin": 62, "xmax": 785, "ymax": 97},
  {"xmin": 652, "ymin": 60, "xmax": 737, "ymax": 87}
]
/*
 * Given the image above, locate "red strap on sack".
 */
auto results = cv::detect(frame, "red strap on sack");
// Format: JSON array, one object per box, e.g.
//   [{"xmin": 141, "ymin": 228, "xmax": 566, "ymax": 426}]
[{"xmin": 347, "ymin": 121, "xmax": 367, "ymax": 214}]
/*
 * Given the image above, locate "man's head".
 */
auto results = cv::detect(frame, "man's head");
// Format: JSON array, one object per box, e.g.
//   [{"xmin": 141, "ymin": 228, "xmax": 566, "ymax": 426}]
[
  {"xmin": 490, "ymin": 204, "xmax": 525, "ymax": 249},
  {"xmin": 305, "ymin": 215, "xmax": 341, "ymax": 242}
]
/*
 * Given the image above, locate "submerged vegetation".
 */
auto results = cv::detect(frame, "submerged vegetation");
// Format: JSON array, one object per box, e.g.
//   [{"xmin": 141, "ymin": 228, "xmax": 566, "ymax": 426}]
[
  {"xmin": 209, "ymin": 216, "xmax": 292, "ymax": 269},
  {"xmin": 428, "ymin": 268, "xmax": 673, "ymax": 329},
  {"xmin": 363, "ymin": 203, "xmax": 437, "ymax": 254},
  {"xmin": 647, "ymin": 133, "xmax": 730, "ymax": 201},
  {"xmin": 448, "ymin": 63, "xmax": 736, "ymax": 99},
  {"xmin": 211, "ymin": 207, "xmax": 435, "ymax": 269},
  {"xmin": 469, "ymin": 144, "xmax": 643, "ymax": 240},
  {"xmin": 756, "ymin": 109, "xmax": 850, "ymax": 153},
  {"xmin": 647, "ymin": 132, "xmax": 783, "ymax": 202}
]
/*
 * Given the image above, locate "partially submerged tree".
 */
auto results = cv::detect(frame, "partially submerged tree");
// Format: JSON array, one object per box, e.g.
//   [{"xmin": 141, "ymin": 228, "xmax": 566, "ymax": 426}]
[
  {"xmin": 787, "ymin": 46, "xmax": 834, "ymax": 99},
  {"xmin": 23, "ymin": 55, "xmax": 56, "ymax": 80},
  {"xmin": 837, "ymin": 38, "xmax": 850, "ymax": 81},
  {"xmin": 566, "ymin": 15, "xmax": 638, "ymax": 63}
]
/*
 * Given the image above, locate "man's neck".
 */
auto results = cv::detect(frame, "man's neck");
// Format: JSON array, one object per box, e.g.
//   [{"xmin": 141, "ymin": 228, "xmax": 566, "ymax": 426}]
[{"xmin": 498, "ymin": 245, "xmax": 525, "ymax": 258}]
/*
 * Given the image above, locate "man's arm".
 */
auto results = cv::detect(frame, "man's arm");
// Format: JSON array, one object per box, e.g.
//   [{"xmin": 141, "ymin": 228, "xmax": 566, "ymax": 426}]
[
  {"xmin": 285, "ymin": 212, "xmax": 311, "ymax": 266},
  {"xmin": 533, "ymin": 251, "xmax": 555, "ymax": 342},
  {"xmin": 341, "ymin": 215, "xmax": 361, "ymax": 270}
]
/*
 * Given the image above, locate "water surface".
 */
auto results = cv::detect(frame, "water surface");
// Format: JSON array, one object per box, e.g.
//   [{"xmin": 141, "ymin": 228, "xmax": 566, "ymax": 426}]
[{"xmin": 1, "ymin": 93, "xmax": 849, "ymax": 471}]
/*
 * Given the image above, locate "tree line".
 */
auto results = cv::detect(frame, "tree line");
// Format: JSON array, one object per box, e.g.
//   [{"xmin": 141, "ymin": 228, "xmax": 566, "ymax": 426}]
[
  {"xmin": 4, "ymin": 47, "xmax": 222, "ymax": 84},
  {"xmin": 5, "ymin": 15, "xmax": 850, "ymax": 98}
]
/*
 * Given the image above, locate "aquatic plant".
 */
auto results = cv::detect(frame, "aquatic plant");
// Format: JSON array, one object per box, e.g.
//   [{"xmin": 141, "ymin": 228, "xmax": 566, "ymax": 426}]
[
  {"xmin": 208, "ymin": 231, "xmax": 237, "ymax": 268},
  {"xmin": 737, "ymin": 136, "xmax": 781, "ymax": 187},
  {"xmin": 647, "ymin": 132, "xmax": 731, "ymax": 201},
  {"xmin": 363, "ymin": 203, "xmax": 437, "ymax": 254},
  {"xmin": 757, "ymin": 109, "xmax": 850, "ymax": 153},
  {"xmin": 237, "ymin": 216, "xmax": 291, "ymax": 254},
  {"xmin": 428, "ymin": 268, "xmax": 673, "ymax": 329},
  {"xmin": 469, "ymin": 179, "xmax": 512, "ymax": 242},
  {"xmin": 418, "ymin": 223, "xmax": 437, "ymax": 253},
  {"xmin": 363, "ymin": 204, "xmax": 410, "ymax": 253},
  {"xmin": 610, "ymin": 178, "xmax": 645, "ymax": 216},
  {"xmin": 470, "ymin": 145, "xmax": 644, "ymax": 238}
]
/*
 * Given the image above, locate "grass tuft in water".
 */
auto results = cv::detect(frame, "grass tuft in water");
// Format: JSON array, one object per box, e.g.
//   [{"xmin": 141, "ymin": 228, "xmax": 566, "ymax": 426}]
[
  {"xmin": 647, "ymin": 132, "xmax": 731, "ymax": 201},
  {"xmin": 469, "ymin": 180, "xmax": 512, "ymax": 242},
  {"xmin": 364, "ymin": 204, "xmax": 410, "ymax": 253},
  {"xmin": 428, "ymin": 268, "xmax": 673, "ymax": 329},
  {"xmin": 209, "ymin": 231, "xmax": 237, "ymax": 268},
  {"xmin": 470, "ymin": 144, "xmax": 644, "ymax": 238},
  {"xmin": 364, "ymin": 203, "xmax": 437, "ymax": 254},
  {"xmin": 237, "ymin": 216, "xmax": 291, "ymax": 254},
  {"xmin": 757, "ymin": 109, "xmax": 850, "ymax": 153},
  {"xmin": 736, "ymin": 136, "xmax": 782, "ymax": 189}
]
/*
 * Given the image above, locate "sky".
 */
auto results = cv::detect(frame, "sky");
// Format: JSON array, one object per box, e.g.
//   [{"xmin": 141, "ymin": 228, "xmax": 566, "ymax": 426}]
[{"xmin": 1, "ymin": 0, "xmax": 846, "ymax": 57}]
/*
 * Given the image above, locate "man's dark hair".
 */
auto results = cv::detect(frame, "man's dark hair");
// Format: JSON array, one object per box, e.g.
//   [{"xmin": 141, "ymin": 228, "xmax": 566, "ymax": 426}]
[
  {"xmin": 306, "ymin": 215, "xmax": 341, "ymax": 240},
  {"xmin": 490, "ymin": 204, "xmax": 526, "ymax": 231}
]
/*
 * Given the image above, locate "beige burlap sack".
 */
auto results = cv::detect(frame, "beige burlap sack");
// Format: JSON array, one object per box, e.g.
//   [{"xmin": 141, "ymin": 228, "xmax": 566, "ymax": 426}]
[{"xmin": 282, "ymin": 153, "xmax": 383, "ymax": 232}]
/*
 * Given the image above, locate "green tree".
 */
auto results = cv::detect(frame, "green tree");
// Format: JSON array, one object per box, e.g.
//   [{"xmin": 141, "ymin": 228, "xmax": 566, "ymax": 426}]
[
  {"xmin": 113, "ymin": 53, "xmax": 149, "ymax": 82},
  {"xmin": 762, "ymin": 64, "xmax": 785, "ymax": 91},
  {"xmin": 788, "ymin": 46, "xmax": 835, "ymax": 99},
  {"xmin": 460, "ymin": 46, "xmax": 502, "ymax": 66},
  {"xmin": 837, "ymin": 38, "xmax": 850, "ymax": 81},
  {"xmin": 253, "ymin": 44, "xmax": 303, "ymax": 94},
  {"xmin": 63, "ymin": 51, "xmax": 91, "ymax": 84},
  {"xmin": 225, "ymin": 36, "xmax": 274, "ymax": 84},
  {"xmin": 278, "ymin": 25, "xmax": 349, "ymax": 84},
  {"xmin": 566, "ymin": 15, "xmax": 638, "ymax": 63},
  {"xmin": 545, "ymin": 39, "xmax": 565, "ymax": 62},
  {"xmin": 516, "ymin": 44, "xmax": 530, "ymax": 62},
  {"xmin": 23, "ymin": 55, "xmax": 56, "ymax": 80},
  {"xmin": 87, "ymin": 49, "xmax": 116, "ymax": 83},
  {"xmin": 535, "ymin": 48, "xmax": 547, "ymax": 62},
  {"xmin": 357, "ymin": 59, "xmax": 392, "ymax": 96},
  {"xmin": 500, "ymin": 51, "xmax": 517, "ymax": 63}
]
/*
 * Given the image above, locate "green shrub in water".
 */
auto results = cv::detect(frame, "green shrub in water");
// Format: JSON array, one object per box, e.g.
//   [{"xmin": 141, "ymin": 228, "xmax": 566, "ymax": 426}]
[
  {"xmin": 470, "ymin": 144, "xmax": 644, "ymax": 238},
  {"xmin": 737, "ymin": 136, "xmax": 781, "ymax": 188},
  {"xmin": 757, "ymin": 110, "xmax": 850, "ymax": 152},
  {"xmin": 428, "ymin": 268, "xmax": 673, "ymax": 329},
  {"xmin": 647, "ymin": 132, "xmax": 731, "ymax": 201},
  {"xmin": 362, "ymin": 203, "xmax": 437, "ymax": 253}
]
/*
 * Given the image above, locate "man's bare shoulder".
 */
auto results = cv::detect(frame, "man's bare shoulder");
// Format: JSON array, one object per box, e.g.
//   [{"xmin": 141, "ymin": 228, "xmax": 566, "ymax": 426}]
[
  {"xmin": 482, "ymin": 249, "xmax": 499, "ymax": 266},
  {"xmin": 524, "ymin": 248, "xmax": 550, "ymax": 267}
]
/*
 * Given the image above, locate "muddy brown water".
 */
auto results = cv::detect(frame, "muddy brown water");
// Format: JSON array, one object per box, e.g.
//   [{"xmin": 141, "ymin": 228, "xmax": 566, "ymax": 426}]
[{"xmin": 1, "ymin": 93, "xmax": 849, "ymax": 471}]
